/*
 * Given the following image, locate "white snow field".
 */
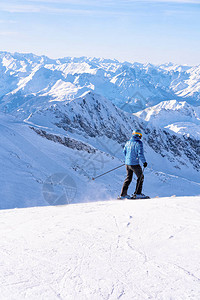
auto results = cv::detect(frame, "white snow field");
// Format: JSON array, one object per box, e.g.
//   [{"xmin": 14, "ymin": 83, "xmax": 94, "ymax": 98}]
[{"xmin": 0, "ymin": 196, "xmax": 200, "ymax": 300}]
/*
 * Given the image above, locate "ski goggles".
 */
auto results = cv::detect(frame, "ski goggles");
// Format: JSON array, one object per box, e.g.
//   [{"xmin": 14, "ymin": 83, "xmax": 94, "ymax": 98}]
[{"xmin": 132, "ymin": 131, "xmax": 143, "ymax": 137}]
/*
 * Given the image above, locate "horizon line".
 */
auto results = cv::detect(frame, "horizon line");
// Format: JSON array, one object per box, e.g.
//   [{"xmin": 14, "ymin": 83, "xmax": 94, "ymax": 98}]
[{"xmin": 0, "ymin": 50, "xmax": 198, "ymax": 67}]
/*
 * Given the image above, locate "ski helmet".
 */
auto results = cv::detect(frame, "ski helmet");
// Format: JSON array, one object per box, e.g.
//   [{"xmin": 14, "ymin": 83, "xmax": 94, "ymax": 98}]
[{"xmin": 132, "ymin": 129, "xmax": 142, "ymax": 137}]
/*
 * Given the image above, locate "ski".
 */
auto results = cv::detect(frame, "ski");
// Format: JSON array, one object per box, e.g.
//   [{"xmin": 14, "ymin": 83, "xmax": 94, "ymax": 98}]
[{"xmin": 117, "ymin": 195, "xmax": 150, "ymax": 200}]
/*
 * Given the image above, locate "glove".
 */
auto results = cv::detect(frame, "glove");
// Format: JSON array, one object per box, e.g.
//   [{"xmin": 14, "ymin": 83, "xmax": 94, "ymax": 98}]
[{"xmin": 143, "ymin": 162, "xmax": 147, "ymax": 168}]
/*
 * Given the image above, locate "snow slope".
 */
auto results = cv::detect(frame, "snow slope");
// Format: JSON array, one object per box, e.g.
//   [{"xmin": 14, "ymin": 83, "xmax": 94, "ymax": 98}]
[
  {"xmin": 0, "ymin": 111, "xmax": 124, "ymax": 209},
  {"xmin": 0, "ymin": 196, "xmax": 200, "ymax": 299}
]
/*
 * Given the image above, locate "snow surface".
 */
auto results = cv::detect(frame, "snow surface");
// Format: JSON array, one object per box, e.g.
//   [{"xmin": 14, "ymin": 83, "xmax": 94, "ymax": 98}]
[{"xmin": 0, "ymin": 196, "xmax": 200, "ymax": 299}]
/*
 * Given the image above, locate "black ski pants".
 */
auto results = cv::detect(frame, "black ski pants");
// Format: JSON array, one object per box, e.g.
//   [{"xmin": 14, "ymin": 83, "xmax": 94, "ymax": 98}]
[{"xmin": 120, "ymin": 164, "xmax": 144, "ymax": 196}]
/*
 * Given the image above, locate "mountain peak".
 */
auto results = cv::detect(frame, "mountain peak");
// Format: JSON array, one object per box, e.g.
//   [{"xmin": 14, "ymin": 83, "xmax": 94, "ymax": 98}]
[{"xmin": 0, "ymin": 51, "xmax": 200, "ymax": 115}]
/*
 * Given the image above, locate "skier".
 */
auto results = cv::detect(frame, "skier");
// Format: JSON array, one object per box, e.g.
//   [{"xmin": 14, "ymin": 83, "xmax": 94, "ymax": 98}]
[{"xmin": 118, "ymin": 129, "xmax": 149, "ymax": 199}]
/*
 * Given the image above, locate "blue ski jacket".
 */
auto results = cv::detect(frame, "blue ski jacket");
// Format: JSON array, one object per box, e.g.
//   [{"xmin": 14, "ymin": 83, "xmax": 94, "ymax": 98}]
[{"xmin": 123, "ymin": 135, "xmax": 146, "ymax": 165}]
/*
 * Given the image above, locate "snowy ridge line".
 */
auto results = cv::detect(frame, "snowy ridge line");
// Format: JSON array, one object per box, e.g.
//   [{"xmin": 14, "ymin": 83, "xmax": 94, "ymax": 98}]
[
  {"xmin": 30, "ymin": 126, "xmax": 97, "ymax": 154},
  {"xmin": 29, "ymin": 126, "xmax": 120, "ymax": 162}
]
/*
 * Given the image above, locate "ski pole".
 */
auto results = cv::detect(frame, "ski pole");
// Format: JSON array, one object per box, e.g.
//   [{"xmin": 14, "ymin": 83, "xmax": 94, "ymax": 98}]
[
  {"xmin": 92, "ymin": 164, "xmax": 125, "ymax": 180},
  {"xmin": 135, "ymin": 167, "xmax": 145, "ymax": 195}
]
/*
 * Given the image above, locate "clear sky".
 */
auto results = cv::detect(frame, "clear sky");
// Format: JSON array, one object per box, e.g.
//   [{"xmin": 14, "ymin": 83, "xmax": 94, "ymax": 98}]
[{"xmin": 0, "ymin": 0, "xmax": 200, "ymax": 65}]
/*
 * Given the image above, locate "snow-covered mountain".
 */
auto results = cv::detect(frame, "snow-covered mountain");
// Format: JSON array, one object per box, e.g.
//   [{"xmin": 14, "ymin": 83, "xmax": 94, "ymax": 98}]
[
  {"xmin": 24, "ymin": 92, "xmax": 200, "ymax": 175},
  {"xmin": 0, "ymin": 51, "xmax": 199, "ymax": 209},
  {"xmin": 135, "ymin": 100, "xmax": 200, "ymax": 139},
  {"xmin": 0, "ymin": 51, "xmax": 200, "ymax": 114},
  {"xmin": 0, "ymin": 90, "xmax": 199, "ymax": 209}
]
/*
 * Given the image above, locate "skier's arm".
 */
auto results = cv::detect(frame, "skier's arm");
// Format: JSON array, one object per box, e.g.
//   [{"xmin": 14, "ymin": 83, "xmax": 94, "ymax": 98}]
[{"xmin": 137, "ymin": 141, "xmax": 146, "ymax": 164}]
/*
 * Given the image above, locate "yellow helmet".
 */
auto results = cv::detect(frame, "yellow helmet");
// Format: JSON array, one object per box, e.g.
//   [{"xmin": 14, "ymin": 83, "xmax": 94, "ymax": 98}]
[{"xmin": 132, "ymin": 129, "xmax": 142, "ymax": 137}]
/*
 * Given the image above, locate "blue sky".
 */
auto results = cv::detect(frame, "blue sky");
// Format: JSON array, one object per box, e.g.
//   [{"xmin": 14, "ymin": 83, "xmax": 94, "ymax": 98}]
[{"xmin": 0, "ymin": 0, "xmax": 200, "ymax": 65}]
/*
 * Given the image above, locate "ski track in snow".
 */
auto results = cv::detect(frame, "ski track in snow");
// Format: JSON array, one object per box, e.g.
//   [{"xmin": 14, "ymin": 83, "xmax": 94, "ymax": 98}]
[{"xmin": 0, "ymin": 196, "xmax": 200, "ymax": 300}]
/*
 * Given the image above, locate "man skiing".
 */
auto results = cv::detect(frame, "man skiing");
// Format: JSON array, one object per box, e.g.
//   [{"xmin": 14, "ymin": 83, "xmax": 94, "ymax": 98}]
[{"xmin": 119, "ymin": 129, "xmax": 149, "ymax": 199}]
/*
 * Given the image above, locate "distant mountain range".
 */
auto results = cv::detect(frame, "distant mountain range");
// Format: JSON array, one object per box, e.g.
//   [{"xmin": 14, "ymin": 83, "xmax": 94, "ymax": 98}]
[{"xmin": 0, "ymin": 51, "xmax": 200, "ymax": 115}]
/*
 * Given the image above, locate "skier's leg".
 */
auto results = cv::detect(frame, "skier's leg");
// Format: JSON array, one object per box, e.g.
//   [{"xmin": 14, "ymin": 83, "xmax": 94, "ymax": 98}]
[
  {"xmin": 132, "ymin": 165, "xmax": 144, "ymax": 195},
  {"xmin": 120, "ymin": 165, "xmax": 133, "ymax": 196}
]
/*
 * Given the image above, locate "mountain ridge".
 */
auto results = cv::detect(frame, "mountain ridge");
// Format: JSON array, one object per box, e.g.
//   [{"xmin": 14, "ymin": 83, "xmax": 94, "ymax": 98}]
[{"xmin": 1, "ymin": 51, "xmax": 200, "ymax": 114}]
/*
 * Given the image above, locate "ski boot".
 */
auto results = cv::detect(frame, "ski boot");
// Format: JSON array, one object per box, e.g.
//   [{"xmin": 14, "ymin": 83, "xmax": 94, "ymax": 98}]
[
  {"xmin": 131, "ymin": 193, "xmax": 150, "ymax": 200},
  {"xmin": 117, "ymin": 195, "xmax": 132, "ymax": 200}
]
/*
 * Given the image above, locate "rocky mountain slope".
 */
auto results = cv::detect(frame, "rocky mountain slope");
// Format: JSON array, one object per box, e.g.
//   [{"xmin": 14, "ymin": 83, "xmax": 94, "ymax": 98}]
[{"xmin": 25, "ymin": 92, "xmax": 200, "ymax": 175}]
